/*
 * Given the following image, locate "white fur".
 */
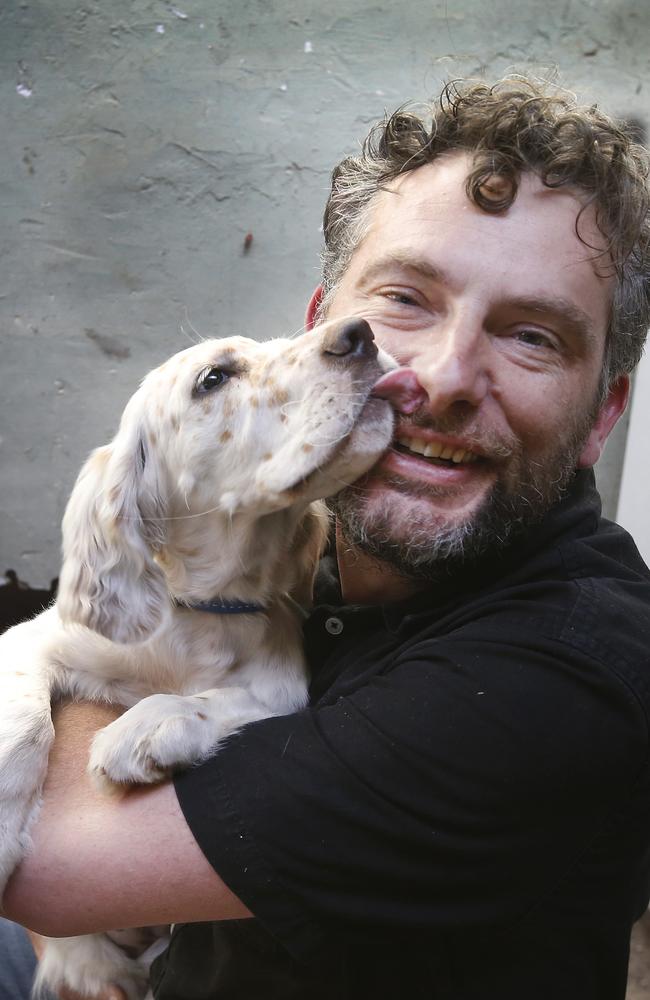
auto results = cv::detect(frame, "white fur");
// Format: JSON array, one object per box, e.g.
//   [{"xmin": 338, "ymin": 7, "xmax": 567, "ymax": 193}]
[{"xmin": 0, "ymin": 321, "xmax": 394, "ymax": 998}]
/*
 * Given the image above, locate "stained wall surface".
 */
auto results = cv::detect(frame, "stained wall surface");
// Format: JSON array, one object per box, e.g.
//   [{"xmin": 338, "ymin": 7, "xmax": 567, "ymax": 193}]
[{"xmin": 1, "ymin": 0, "xmax": 649, "ymax": 583}]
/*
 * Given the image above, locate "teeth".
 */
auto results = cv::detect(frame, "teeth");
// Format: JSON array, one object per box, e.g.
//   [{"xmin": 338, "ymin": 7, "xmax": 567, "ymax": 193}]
[
  {"xmin": 396, "ymin": 435, "xmax": 478, "ymax": 464},
  {"xmin": 399, "ymin": 436, "xmax": 427, "ymax": 456}
]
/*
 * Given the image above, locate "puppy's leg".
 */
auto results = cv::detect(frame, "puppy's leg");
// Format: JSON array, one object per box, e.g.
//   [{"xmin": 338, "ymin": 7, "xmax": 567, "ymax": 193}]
[
  {"xmin": 88, "ymin": 687, "xmax": 281, "ymax": 789},
  {"xmin": 35, "ymin": 933, "xmax": 149, "ymax": 1000},
  {"xmin": 0, "ymin": 615, "xmax": 56, "ymax": 893}
]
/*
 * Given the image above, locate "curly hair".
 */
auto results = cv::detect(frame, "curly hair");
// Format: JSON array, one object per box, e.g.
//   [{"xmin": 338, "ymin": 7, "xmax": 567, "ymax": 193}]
[{"xmin": 320, "ymin": 78, "xmax": 650, "ymax": 387}]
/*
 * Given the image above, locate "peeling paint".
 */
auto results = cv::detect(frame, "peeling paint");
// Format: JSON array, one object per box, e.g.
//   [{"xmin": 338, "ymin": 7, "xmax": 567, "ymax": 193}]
[{"xmin": 84, "ymin": 329, "xmax": 131, "ymax": 360}]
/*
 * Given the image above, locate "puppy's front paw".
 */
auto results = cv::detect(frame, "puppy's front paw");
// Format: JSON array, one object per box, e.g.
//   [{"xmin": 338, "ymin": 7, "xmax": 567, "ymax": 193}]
[
  {"xmin": 36, "ymin": 933, "xmax": 149, "ymax": 1000},
  {"xmin": 88, "ymin": 694, "xmax": 218, "ymax": 792}
]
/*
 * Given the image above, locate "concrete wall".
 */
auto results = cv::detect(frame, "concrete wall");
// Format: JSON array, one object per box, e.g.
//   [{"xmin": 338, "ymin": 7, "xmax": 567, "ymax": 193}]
[{"xmin": 1, "ymin": 0, "xmax": 649, "ymax": 584}]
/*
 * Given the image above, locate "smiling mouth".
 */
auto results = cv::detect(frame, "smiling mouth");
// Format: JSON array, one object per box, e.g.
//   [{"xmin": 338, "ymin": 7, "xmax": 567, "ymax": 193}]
[{"xmin": 395, "ymin": 435, "xmax": 481, "ymax": 467}]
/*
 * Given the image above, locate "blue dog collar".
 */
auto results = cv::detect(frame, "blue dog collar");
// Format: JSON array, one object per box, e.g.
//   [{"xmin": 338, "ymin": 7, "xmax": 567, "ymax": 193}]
[{"xmin": 176, "ymin": 597, "xmax": 266, "ymax": 615}]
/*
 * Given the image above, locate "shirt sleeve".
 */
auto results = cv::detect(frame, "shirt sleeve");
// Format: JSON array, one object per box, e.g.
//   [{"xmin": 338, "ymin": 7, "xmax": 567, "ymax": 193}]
[{"xmin": 173, "ymin": 633, "xmax": 648, "ymax": 962}]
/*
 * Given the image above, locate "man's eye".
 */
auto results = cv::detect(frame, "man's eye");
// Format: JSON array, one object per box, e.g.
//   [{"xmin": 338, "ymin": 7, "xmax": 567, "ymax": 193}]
[
  {"xmin": 382, "ymin": 290, "xmax": 419, "ymax": 307},
  {"xmin": 194, "ymin": 367, "xmax": 230, "ymax": 394},
  {"xmin": 516, "ymin": 329, "xmax": 556, "ymax": 350}
]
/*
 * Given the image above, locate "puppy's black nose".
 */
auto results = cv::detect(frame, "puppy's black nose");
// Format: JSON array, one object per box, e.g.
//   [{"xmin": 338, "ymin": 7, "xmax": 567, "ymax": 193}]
[{"xmin": 322, "ymin": 318, "xmax": 377, "ymax": 359}]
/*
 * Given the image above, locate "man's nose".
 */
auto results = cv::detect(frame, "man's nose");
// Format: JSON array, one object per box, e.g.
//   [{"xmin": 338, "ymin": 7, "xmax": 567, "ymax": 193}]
[
  {"xmin": 417, "ymin": 331, "xmax": 491, "ymax": 415},
  {"xmin": 378, "ymin": 323, "xmax": 491, "ymax": 417}
]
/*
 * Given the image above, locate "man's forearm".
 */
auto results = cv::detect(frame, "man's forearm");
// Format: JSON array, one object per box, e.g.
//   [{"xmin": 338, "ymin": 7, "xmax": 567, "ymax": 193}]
[{"xmin": 3, "ymin": 702, "xmax": 251, "ymax": 936}]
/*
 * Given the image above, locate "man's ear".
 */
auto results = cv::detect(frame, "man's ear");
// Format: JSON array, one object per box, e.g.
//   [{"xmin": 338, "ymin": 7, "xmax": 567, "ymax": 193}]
[
  {"xmin": 305, "ymin": 285, "xmax": 324, "ymax": 331},
  {"xmin": 577, "ymin": 375, "xmax": 630, "ymax": 468}
]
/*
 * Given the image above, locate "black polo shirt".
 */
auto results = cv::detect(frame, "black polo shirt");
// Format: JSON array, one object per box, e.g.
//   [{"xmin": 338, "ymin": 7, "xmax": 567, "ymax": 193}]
[{"xmin": 152, "ymin": 470, "xmax": 650, "ymax": 999}]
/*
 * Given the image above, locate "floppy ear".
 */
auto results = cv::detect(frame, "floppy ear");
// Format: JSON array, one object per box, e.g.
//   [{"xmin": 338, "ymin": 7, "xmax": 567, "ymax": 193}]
[
  {"xmin": 287, "ymin": 501, "xmax": 330, "ymax": 609},
  {"xmin": 57, "ymin": 410, "xmax": 169, "ymax": 644}
]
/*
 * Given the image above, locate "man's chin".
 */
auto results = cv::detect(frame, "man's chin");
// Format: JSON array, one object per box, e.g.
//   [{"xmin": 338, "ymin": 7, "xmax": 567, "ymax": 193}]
[
  {"xmin": 328, "ymin": 463, "xmax": 569, "ymax": 583},
  {"xmin": 329, "ymin": 476, "xmax": 497, "ymax": 581}
]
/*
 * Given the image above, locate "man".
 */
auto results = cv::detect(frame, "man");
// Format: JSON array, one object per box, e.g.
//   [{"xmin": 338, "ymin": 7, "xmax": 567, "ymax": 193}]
[{"xmin": 4, "ymin": 78, "xmax": 650, "ymax": 999}]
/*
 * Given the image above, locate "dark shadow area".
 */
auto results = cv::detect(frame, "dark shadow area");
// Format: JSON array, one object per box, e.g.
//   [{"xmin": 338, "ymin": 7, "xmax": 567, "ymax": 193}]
[{"xmin": 0, "ymin": 570, "xmax": 57, "ymax": 634}]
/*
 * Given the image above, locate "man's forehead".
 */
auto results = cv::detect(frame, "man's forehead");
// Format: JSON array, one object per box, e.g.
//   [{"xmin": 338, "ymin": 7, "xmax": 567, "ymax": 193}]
[
  {"xmin": 368, "ymin": 156, "xmax": 612, "ymax": 287},
  {"xmin": 374, "ymin": 153, "xmax": 609, "ymax": 252},
  {"xmin": 376, "ymin": 151, "xmax": 472, "ymax": 207}
]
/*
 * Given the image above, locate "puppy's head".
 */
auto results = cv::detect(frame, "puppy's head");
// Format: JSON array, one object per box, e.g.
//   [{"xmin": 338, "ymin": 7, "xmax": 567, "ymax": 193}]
[
  {"xmin": 116, "ymin": 322, "xmax": 393, "ymax": 518},
  {"xmin": 57, "ymin": 323, "xmax": 394, "ymax": 639}
]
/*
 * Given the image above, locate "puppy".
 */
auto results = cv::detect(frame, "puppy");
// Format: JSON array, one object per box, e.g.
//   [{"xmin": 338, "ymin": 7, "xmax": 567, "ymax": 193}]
[{"xmin": 0, "ymin": 318, "xmax": 394, "ymax": 999}]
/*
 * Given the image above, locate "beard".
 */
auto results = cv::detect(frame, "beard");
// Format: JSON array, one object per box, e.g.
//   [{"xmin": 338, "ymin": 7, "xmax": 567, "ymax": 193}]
[{"xmin": 329, "ymin": 406, "xmax": 598, "ymax": 583}]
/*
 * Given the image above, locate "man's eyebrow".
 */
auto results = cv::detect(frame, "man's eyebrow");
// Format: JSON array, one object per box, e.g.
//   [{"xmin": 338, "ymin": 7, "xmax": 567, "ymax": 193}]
[{"xmin": 356, "ymin": 252, "xmax": 450, "ymax": 287}]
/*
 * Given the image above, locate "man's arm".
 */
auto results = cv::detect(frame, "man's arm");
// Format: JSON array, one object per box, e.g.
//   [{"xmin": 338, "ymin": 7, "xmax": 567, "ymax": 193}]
[{"xmin": 2, "ymin": 702, "xmax": 251, "ymax": 937}]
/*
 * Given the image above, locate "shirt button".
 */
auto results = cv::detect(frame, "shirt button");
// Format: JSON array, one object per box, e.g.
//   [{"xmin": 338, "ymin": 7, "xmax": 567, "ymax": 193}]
[{"xmin": 325, "ymin": 616, "xmax": 344, "ymax": 636}]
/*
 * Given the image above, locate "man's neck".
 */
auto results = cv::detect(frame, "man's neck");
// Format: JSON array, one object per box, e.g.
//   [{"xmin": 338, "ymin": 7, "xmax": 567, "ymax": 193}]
[{"xmin": 335, "ymin": 524, "xmax": 428, "ymax": 605}]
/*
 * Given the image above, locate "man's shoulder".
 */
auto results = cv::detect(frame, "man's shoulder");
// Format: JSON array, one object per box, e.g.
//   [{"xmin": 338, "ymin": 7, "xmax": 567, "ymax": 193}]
[{"xmin": 401, "ymin": 512, "xmax": 650, "ymax": 683}]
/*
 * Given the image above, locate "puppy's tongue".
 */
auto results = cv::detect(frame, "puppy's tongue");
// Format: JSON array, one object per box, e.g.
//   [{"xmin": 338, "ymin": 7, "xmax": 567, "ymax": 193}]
[{"xmin": 371, "ymin": 368, "xmax": 427, "ymax": 415}]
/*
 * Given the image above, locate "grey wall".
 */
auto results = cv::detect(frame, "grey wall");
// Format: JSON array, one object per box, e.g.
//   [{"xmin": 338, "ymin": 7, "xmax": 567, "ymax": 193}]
[{"xmin": 1, "ymin": 0, "xmax": 649, "ymax": 584}]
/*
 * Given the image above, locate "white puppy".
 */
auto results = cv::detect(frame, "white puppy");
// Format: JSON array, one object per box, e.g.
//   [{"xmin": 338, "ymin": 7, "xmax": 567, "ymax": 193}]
[{"xmin": 0, "ymin": 318, "xmax": 394, "ymax": 999}]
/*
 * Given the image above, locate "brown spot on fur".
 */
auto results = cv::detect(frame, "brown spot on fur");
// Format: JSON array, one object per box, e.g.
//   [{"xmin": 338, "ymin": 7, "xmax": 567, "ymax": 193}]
[
  {"xmin": 196, "ymin": 712, "xmax": 208, "ymax": 720},
  {"xmin": 14, "ymin": 671, "xmax": 26, "ymax": 676},
  {"xmin": 270, "ymin": 388, "xmax": 289, "ymax": 406},
  {"xmin": 149, "ymin": 431, "xmax": 157, "ymax": 445},
  {"xmin": 280, "ymin": 412, "xmax": 288, "ymax": 423},
  {"xmin": 155, "ymin": 547, "xmax": 171, "ymax": 568},
  {"xmin": 220, "ymin": 429, "xmax": 232, "ymax": 442},
  {"xmin": 171, "ymin": 414, "xmax": 180, "ymax": 432},
  {"xmin": 262, "ymin": 452, "xmax": 272, "ymax": 461},
  {"xmin": 302, "ymin": 443, "xmax": 314, "ymax": 453},
  {"xmin": 249, "ymin": 395, "xmax": 259, "ymax": 408}
]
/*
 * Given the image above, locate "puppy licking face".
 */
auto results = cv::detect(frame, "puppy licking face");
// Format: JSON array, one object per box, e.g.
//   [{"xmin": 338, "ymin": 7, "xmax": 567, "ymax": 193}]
[
  {"xmin": 131, "ymin": 318, "xmax": 396, "ymax": 516},
  {"xmin": 57, "ymin": 319, "xmax": 395, "ymax": 643}
]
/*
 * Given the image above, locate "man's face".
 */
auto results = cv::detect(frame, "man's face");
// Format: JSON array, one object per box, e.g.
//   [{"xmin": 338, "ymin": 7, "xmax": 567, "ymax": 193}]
[{"xmin": 312, "ymin": 154, "xmax": 628, "ymax": 579}]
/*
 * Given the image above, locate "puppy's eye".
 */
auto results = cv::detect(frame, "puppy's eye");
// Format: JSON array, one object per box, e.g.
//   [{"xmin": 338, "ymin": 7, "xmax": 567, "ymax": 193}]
[{"xmin": 194, "ymin": 367, "xmax": 230, "ymax": 395}]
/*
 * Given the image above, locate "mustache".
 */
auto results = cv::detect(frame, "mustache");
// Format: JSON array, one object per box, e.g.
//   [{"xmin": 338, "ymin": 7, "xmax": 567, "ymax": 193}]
[{"xmin": 397, "ymin": 413, "xmax": 518, "ymax": 461}]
